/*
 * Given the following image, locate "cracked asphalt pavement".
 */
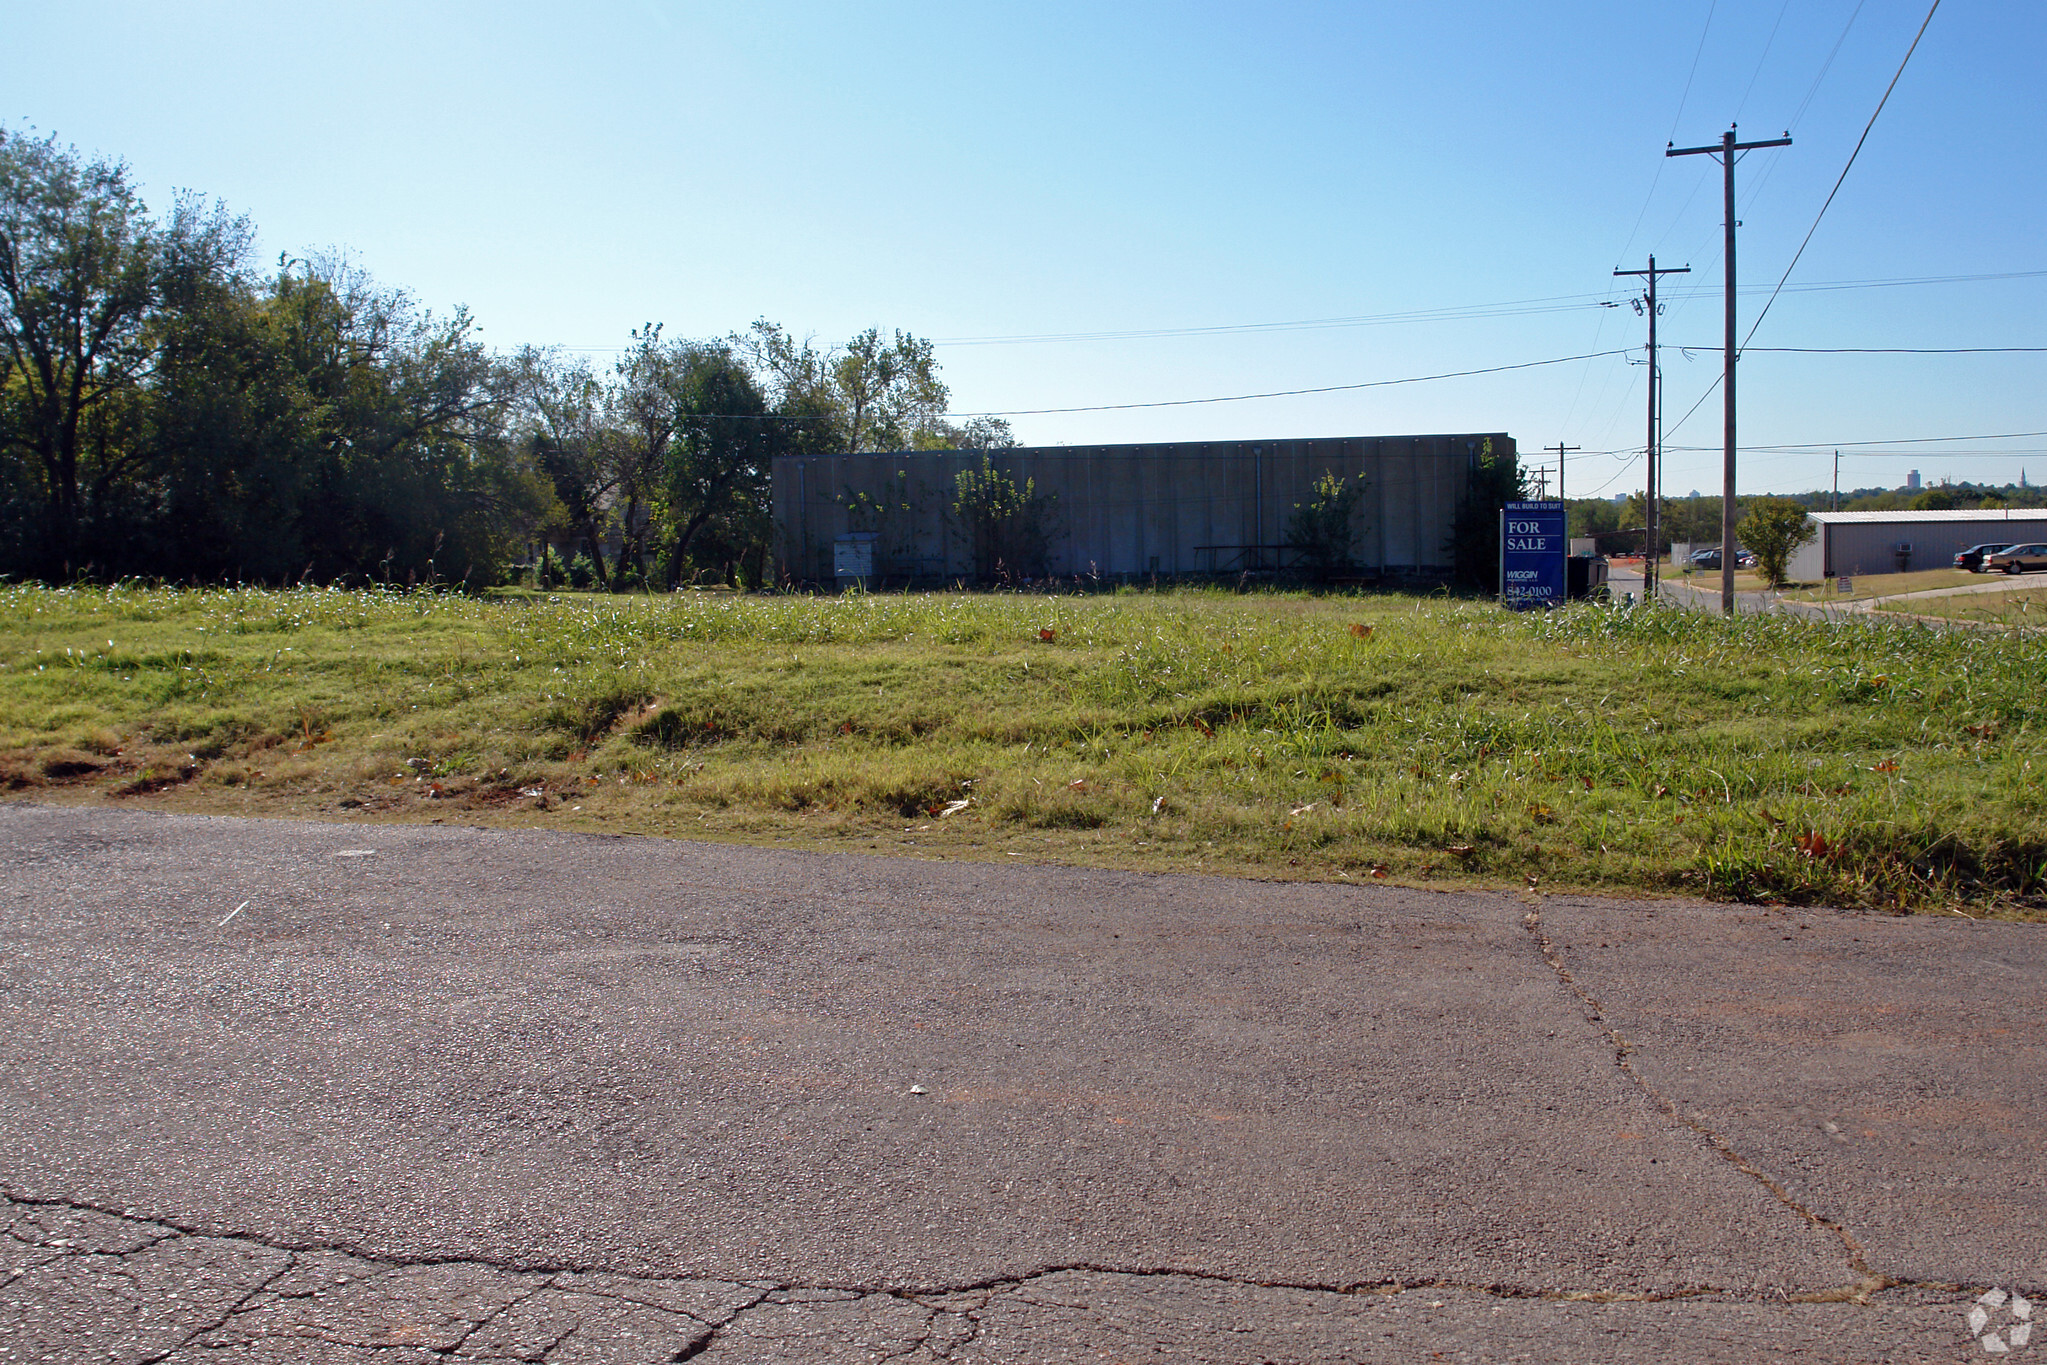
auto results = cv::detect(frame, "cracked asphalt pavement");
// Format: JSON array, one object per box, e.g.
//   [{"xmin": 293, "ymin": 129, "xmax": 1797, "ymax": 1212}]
[{"xmin": 1, "ymin": 806, "xmax": 2040, "ymax": 1362}]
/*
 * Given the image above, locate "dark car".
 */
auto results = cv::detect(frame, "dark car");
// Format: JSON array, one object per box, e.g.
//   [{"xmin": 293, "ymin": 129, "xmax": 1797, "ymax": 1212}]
[
  {"xmin": 1955, "ymin": 543, "xmax": 2013, "ymax": 573},
  {"xmin": 1686, "ymin": 547, "xmax": 1752, "ymax": 570}
]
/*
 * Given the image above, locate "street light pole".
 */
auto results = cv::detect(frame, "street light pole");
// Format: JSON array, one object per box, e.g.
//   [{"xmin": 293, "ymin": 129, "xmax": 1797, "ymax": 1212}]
[{"xmin": 1613, "ymin": 257, "xmax": 1688, "ymax": 599}]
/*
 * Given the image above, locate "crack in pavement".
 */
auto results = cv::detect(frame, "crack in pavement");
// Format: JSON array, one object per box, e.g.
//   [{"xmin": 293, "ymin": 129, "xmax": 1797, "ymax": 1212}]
[{"xmin": 1519, "ymin": 906, "xmax": 1894, "ymax": 1305}]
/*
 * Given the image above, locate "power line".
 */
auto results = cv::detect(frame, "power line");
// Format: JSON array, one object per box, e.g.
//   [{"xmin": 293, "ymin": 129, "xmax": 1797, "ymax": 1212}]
[
  {"xmin": 539, "ymin": 270, "xmax": 2047, "ymax": 356},
  {"xmin": 1582, "ymin": 451, "xmax": 1646, "ymax": 499},
  {"xmin": 1616, "ymin": 0, "xmax": 1722, "ymax": 267},
  {"xmin": 1734, "ymin": 0, "xmax": 1796, "ymax": 125},
  {"xmin": 1679, "ymin": 345, "xmax": 2047, "ymax": 355},
  {"xmin": 1742, "ymin": 0, "xmax": 1944, "ymax": 350},
  {"xmin": 1693, "ymin": 429, "xmax": 2047, "ymax": 451},
  {"xmin": 1790, "ymin": 0, "xmax": 1870, "ymax": 131},
  {"xmin": 942, "ymin": 349, "xmax": 1634, "ymax": 417}
]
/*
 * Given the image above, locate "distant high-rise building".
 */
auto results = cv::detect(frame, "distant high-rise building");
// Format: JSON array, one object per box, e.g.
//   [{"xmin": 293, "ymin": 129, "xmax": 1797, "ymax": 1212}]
[{"xmin": 1907, "ymin": 469, "xmax": 1921, "ymax": 490}]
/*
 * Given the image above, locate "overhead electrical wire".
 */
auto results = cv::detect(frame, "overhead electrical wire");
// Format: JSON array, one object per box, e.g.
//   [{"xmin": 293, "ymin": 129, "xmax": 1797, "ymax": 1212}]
[
  {"xmin": 1696, "ymin": 429, "xmax": 2047, "ymax": 451},
  {"xmin": 543, "ymin": 269, "xmax": 2044, "ymax": 357},
  {"xmin": 1615, "ymin": 0, "xmax": 1722, "ymax": 268},
  {"xmin": 943, "ymin": 350, "xmax": 1633, "ymax": 418},
  {"xmin": 1790, "ymin": 0, "xmax": 1872, "ymax": 132},
  {"xmin": 1742, "ymin": 0, "xmax": 1944, "ymax": 350},
  {"xmin": 1678, "ymin": 345, "xmax": 2047, "ymax": 355}
]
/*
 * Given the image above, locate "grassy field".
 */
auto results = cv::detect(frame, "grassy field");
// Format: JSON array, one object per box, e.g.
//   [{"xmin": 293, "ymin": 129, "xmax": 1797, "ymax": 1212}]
[
  {"xmin": 2, "ymin": 582, "xmax": 2043, "ymax": 917},
  {"xmin": 1878, "ymin": 583, "xmax": 2047, "ymax": 625},
  {"xmin": 1667, "ymin": 567, "xmax": 1987, "ymax": 602}
]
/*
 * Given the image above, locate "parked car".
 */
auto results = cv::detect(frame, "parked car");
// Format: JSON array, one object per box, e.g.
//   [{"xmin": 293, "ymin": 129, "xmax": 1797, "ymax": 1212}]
[
  {"xmin": 1685, "ymin": 547, "xmax": 1754, "ymax": 570},
  {"xmin": 1984, "ymin": 543, "xmax": 2047, "ymax": 574},
  {"xmin": 1955, "ymin": 543, "xmax": 2014, "ymax": 573}
]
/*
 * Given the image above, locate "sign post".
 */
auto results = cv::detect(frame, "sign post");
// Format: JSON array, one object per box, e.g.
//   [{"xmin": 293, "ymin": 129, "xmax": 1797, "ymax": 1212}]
[{"xmin": 1500, "ymin": 501, "xmax": 1567, "ymax": 610}]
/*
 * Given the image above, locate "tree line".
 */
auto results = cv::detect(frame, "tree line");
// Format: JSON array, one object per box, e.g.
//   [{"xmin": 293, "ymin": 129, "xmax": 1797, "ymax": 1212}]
[{"xmin": 0, "ymin": 128, "xmax": 1011, "ymax": 588}]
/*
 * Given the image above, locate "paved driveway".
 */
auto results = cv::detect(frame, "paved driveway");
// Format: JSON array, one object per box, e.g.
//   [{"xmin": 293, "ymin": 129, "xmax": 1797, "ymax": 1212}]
[{"xmin": 1, "ymin": 805, "xmax": 2040, "ymax": 1361}]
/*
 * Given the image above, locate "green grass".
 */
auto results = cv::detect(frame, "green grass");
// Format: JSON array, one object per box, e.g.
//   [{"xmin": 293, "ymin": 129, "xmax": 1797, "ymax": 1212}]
[
  {"xmin": 2, "ymin": 582, "xmax": 2043, "ymax": 916},
  {"xmin": 1878, "ymin": 584, "xmax": 2047, "ymax": 625}
]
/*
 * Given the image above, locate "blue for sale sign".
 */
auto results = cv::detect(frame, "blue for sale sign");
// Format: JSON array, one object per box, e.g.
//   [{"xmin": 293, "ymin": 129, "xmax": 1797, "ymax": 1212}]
[{"xmin": 1500, "ymin": 500, "xmax": 1567, "ymax": 610}]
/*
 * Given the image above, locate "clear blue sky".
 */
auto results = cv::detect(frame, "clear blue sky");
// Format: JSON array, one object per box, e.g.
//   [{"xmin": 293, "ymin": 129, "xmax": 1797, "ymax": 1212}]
[{"xmin": 6, "ymin": 1, "xmax": 2041, "ymax": 496}]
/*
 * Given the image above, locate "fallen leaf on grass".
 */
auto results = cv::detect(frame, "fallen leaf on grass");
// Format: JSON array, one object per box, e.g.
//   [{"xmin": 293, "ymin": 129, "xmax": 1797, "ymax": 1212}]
[
  {"xmin": 1349, "ymin": 623, "xmax": 1373, "ymax": 639},
  {"xmin": 1038, "ymin": 628, "xmax": 1056, "ymax": 642},
  {"xmin": 1794, "ymin": 830, "xmax": 1832, "ymax": 860},
  {"xmin": 1288, "ymin": 802, "xmax": 1316, "ymax": 817},
  {"xmin": 936, "ymin": 798, "xmax": 971, "ymax": 818},
  {"xmin": 1370, "ymin": 863, "xmax": 1389, "ymax": 879},
  {"xmin": 1445, "ymin": 844, "xmax": 1476, "ymax": 858},
  {"xmin": 1068, "ymin": 778, "xmax": 1090, "ymax": 791},
  {"xmin": 1151, "ymin": 795, "xmax": 1167, "ymax": 816},
  {"xmin": 1871, "ymin": 759, "xmax": 1901, "ymax": 774}
]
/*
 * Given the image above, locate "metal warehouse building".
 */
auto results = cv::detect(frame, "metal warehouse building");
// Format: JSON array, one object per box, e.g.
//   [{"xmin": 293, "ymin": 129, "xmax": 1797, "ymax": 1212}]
[
  {"xmin": 772, "ymin": 433, "xmax": 1513, "ymax": 585},
  {"xmin": 1786, "ymin": 509, "xmax": 2047, "ymax": 581}
]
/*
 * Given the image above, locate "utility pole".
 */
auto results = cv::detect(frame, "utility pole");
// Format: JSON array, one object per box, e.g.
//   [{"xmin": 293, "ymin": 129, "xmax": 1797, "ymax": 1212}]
[
  {"xmin": 1668, "ymin": 125, "xmax": 1790, "ymax": 615},
  {"xmin": 1832, "ymin": 451, "xmax": 1840, "ymax": 511},
  {"xmin": 1546, "ymin": 441, "xmax": 1579, "ymax": 504},
  {"xmin": 1612, "ymin": 257, "xmax": 1688, "ymax": 599},
  {"xmin": 1533, "ymin": 466, "xmax": 1550, "ymax": 499}
]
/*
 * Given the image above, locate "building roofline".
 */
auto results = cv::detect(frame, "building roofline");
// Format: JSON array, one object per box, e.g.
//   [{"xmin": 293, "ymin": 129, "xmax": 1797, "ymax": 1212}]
[
  {"xmin": 778, "ymin": 434, "xmax": 1516, "ymax": 461},
  {"xmin": 1806, "ymin": 508, "xmax": 2047, "ymax": 524}
]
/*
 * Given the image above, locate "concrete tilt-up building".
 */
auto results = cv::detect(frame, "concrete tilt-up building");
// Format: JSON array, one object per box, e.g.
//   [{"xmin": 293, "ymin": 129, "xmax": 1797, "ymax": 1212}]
[{"xmin": 772, "ymin": 434, "xmax": 1514, "ymax": 585}]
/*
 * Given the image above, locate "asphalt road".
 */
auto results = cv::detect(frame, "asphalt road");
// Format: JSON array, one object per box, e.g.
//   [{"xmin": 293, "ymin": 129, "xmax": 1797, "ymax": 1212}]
[{"xmin": 1, "ymin": 805, "xmax": 2040, "ymax": 1363}]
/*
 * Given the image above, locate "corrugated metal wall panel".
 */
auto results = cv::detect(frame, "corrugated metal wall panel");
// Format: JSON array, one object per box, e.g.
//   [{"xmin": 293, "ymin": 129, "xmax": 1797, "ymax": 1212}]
[{"xmin": 772, "ymin": 434, "xmax": 1510, "ymax": 582}]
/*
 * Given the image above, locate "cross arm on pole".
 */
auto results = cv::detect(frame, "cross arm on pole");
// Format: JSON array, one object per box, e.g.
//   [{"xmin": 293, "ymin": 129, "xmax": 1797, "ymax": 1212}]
[{"xmin": 1668, "ymin": 135, "xmax": 1791, "ymax": 158}]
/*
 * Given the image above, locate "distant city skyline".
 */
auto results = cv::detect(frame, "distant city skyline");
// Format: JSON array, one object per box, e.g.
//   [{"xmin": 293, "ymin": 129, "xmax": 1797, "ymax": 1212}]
[{"xmin": 5, "ymin": 1, "xmax": 2040, "ymax": 496}]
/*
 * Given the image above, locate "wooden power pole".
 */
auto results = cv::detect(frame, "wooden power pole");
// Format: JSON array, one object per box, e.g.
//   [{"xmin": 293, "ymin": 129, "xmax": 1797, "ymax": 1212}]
[{"xmin": 1668, "ymin": 126, "xmax": 1790, "ymax": 614}]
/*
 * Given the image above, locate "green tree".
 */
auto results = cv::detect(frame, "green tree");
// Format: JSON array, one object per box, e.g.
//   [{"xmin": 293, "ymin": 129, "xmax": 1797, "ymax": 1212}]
[
  {"xmin": 1568, "ymin": 498, "xmax": 1622, "ymax": 539},
  {"xmin": 953, "ymin": 455, "xmax": 1054, "ymax": 581},
  {"xmin": 1285, "ymin": 470, "xmax": 1365, "ymax": 578},
  {"xmin": 1738, "ymin": 498, "xmax": 1817, "ymax": 588},
  {"xmin": 738, "ymin": 320, "xmax": 957, "ymax": 453},
  {"xmin": 1446, "ymin": 439, "xmax": 1525, "ymax": 588},
  {"xmin": 0, "ymin": 129, "xmax": 161, "ymax": 574},
  {"xmin": 267, "ymin": 258, "xmax": 528, "ymax": 584},
  {"xmin": 511, "ymin": 347, "xmax": 614, "ymax": 588},
  {"xmin": 661, "ymin": 341, "xmax": 779, "ymax": 586}
]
